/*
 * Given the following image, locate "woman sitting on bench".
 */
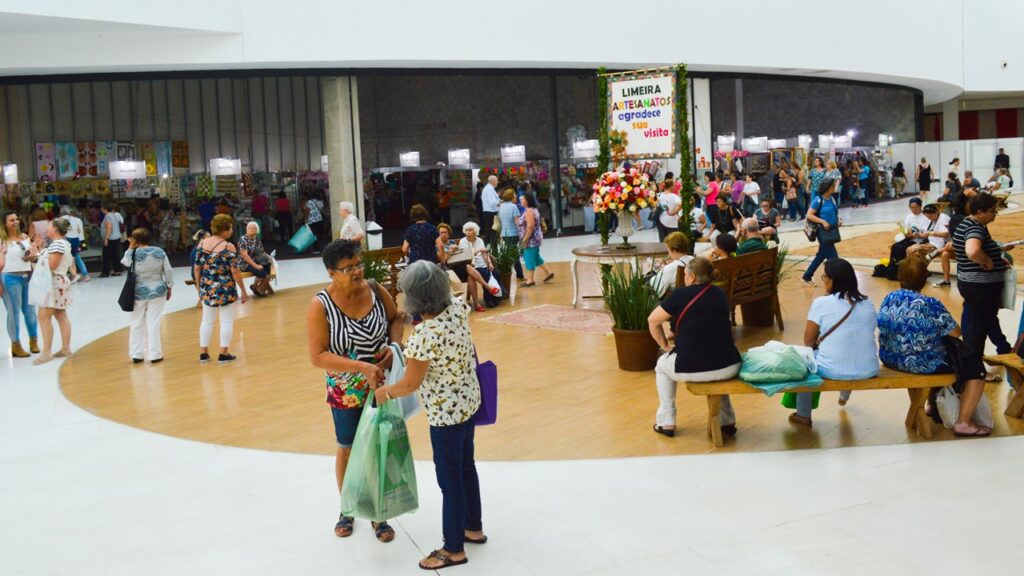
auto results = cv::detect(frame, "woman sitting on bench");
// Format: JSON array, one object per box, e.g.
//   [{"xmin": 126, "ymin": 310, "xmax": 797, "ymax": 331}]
[
  {"xmin": 790, "ymin": 259, "xmax": 879, "ymax": 427},
  {"xmin": 648, "ymin": 257, "xmax": 742, "ymax": 438},
  {"xmin": 878, "ymin": 258, "xmax": 991, "ymax": 436}
]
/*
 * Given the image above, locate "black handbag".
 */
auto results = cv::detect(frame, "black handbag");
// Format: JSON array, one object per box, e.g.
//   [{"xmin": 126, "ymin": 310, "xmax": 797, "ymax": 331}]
[
  {"xmin": 118, "ymin": 250, "xmax": 137, "ymax": 312},
  {"xmin": 817, "ymin": 223, "xmax": 842, "ymax": 244}
]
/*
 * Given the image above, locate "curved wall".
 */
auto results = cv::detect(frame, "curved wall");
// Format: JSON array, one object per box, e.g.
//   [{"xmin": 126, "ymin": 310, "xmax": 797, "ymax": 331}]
[{"xmin": 2, "ymin": 0, "xmax": 1022, "ymax": 103}]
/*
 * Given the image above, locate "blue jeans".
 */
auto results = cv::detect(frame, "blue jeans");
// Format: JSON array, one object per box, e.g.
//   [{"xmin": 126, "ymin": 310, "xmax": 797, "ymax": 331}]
[
  {"xmin": 69, "ymin": 238, "xmax": 89, "ymax": 277},
  {"xmin": 430, "ymin": 419, "xmax": 482, "ymax": 554},
  {"xmin": 2, "ymin": 274, "xmax": 38, "ymax": 343},
  {"xmin": 802, "ymin": 241, "xmax": 838, "ymax": 282}
]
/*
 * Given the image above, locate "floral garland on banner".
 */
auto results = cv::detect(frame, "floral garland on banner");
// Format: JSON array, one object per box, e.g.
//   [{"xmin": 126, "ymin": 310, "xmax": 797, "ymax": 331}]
[{"xmin": 591, "ymin": 166, "xmax": 658, "ymax": 249}]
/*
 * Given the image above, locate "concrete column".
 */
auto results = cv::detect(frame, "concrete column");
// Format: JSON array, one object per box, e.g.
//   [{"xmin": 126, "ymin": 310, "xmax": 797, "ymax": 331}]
[
  {"xmin": 322, "ymin": 77, "xmax": 364, "ymax": 241},
  {"xmin": 942, "ymin": 98, "xmax": 959, "ymax": 141}
]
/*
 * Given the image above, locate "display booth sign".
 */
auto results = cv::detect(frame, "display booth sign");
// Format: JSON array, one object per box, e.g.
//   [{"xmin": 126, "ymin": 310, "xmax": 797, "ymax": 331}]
[
  {"xmin": 831, "ymin": 135, "xmax": 852, "ymax": 149},
  {"xmin": 500, "ymin": 145, "xmax": 526, "ymax": 164},
  {"xmin": 209, "ymin": 158, "xmax": 242, "ymax": 177},
  {"xmin": 399, "ymin": 151, "xmax": 420, "ymax": 167},
  {"xmin": 768, "ymin": 139, "xmax": 788, "ymax": 149},
  {"xmin": 608, "ymin": 71, "xmax": 676, "ymax": 158},
  {"xmin": 2, "ymin": 163, "xmax": 17, "ymax": 184},
  {"xmin": 109, "ymin": 160, "xmax": 147, "ymax": 180},
  {"xmin": 798, "ymin": 135, "xmax": 813, "ymax": 150},
  {"xmin": 818, "ymin": 134, "xmax": 833, "ymax": 149},
  {"xmin": 717, "ymin": 135, "xmax": 735, "ymax": 153},
  {"xmin": 448, "ymin": 148, "xmax": 471, "ymax": 166},
  {"xmin": 743, "ymin": 137, "xmax": 769, "ymax": 153},
  {"xmin": 877, "ymin": 134, "xmax": 893, "ymax": 147},
  {"xmin": 572, "ymin": 139, "xmax": 600, "ymax": 159},
  {"xmin": 321, "ymin": 155, "xmax": 329, "ymax": 171}
]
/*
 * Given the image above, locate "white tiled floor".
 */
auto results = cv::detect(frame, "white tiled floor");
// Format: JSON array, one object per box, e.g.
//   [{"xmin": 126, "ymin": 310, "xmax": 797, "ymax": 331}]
[{"xmin": 2, "ymin": 200, "xmax": 1023, "ymax": 575}]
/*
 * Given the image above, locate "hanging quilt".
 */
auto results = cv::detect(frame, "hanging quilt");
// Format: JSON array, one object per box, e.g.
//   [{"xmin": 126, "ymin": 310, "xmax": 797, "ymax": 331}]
[
  {"xmin": 55, "ymin": 142, "xmax": 79, "ymax": 180},
  {"xmin": 76, "ymin": 141, "xmax": 98, "ymax": 178},
  {"xmin": 96, "ymin": 141, "xmax": 115, "ymax": 176},
  {"xmin": 36, "ymin": 143, "xmax": 56, "ymax": 181},
  {"xmin": 155, "ymin": 141, "xmax": 172, "ymax": 177},
  {"xmin": 171, "ymin": 141, "xmax": 189, "ymax": 169},
  {"xmin": 117, "ymin": 142, "xmax": 136, "ymax": 161},
  {"xmin": 140, "ymin": 142, "xmax": 157, "ymax": 177}
]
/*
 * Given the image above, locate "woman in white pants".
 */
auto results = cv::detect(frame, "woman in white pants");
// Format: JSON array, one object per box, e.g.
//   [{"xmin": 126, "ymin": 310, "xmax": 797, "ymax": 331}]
[
  {"xmin": 193, "ymin": 214, "xmax": 248, "ymax": 364},
  {"xmin": 646, "ymin": 257, "xmax": 743, "ymax": 438},
  {"xmin": 121, "ymin": 228, "xmax": 173, "ymax": 363}
]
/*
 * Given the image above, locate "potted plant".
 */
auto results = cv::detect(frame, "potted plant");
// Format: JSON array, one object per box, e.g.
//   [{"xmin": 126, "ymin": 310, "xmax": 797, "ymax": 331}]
[
  {"xmin": 602, "ymin": 259, "xmax": 662, "ymax": 371},
  {"xmin": 487, "ymin": 240, "xmax": 520, "ymax": 300}
]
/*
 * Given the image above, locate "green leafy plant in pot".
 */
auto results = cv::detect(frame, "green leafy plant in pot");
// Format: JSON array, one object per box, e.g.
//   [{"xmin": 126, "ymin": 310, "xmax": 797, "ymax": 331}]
[
  {"xmin": 602, "ymin": 258, "xmax": 662, "ymax": 371},
  {"xmin": 488, "ymin": 240, "xmax": 520, "ymax": 299}
]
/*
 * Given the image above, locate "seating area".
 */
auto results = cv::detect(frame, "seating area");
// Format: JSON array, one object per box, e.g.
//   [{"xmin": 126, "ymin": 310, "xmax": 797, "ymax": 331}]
[
  {"xmin": 686, "ymin": 369, "xmax": 954, "ymax": 447},
  {"xmin": 675, "ymin": 246, "xmax": 784, "ymax": 330}
]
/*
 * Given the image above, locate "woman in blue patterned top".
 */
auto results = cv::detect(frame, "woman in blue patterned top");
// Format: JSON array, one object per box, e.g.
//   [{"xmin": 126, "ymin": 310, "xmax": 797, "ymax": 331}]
[
  {"xmin": 878, "ymin": 258, "xmax": 991, "ymax": 436},
  {"xmin": 121, "ymin": 228, "xmax": 174, "ymax": 363}
]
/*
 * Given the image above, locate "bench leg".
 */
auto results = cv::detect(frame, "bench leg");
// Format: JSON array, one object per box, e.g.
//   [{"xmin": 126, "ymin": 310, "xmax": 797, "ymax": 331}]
[
  {"xmin": 906, "ymin": 388, "xmax": 933, "ymax": 439},
  {"xmin": 706, "ymin": 395, "xmax": 724, "ymax": 447},
  {"xmin": 1005, "ymin": 368, "xmax": 1024, "ymax": 419}
]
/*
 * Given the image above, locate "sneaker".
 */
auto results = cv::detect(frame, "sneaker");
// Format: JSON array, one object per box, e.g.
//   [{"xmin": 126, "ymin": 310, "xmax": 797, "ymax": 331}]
[
  {"xmin": 199, "ymin": 353, "xmax": 210, "ymax": 364},
  {"xmin": 933, "ymin": 280, "xmax": 951, "ymax": 287},
  {"xmin": 218, "ymin": 353, "xmax": 237, "ymax": 364}
]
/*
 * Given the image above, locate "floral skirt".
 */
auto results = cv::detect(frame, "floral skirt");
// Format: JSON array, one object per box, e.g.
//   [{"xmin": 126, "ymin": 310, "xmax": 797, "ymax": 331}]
[{"xmin": 47, "ymin": 275, "xmax": 73, "ymax": 310}]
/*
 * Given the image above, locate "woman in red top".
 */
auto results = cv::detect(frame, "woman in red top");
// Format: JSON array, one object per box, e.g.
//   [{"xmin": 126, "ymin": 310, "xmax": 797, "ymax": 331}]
[{"xmin": 274, "ymin": 191, "xmax": 293, "ymax": 242}]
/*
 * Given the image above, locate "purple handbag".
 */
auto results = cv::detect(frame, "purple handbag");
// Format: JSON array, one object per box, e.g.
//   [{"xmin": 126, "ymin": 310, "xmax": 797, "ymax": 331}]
[{"xmin": 473, "ymin": 349, "xmax": 498, "ymax": 426}]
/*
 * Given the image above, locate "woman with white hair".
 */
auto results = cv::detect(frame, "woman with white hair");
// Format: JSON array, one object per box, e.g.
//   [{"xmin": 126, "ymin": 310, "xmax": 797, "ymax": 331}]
[
  {"xmin": 238, "ymin": 221, "xmax": 273, "ymax": 297},
  {"xmin": 121, "ymin": 227, "xmax": 173, "ymax": 363},
  {"xmin": 374, "ymin": 260, "xmax": 485, "ymax": 570},
  {"xmin": 338, "ymin": 201, "xmax": 364, "ymax": 242},
  {"xmin": 458, "ymin": 221, "xmax": 499, "ymax": 312}
]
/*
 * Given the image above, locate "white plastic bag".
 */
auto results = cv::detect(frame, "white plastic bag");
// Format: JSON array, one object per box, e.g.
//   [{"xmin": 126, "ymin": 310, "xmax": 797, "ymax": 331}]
[
  {"xmin": 486, "ymin": 273, "xmax": 503, "ymax": 298},
  {"xmin": 936, "ymin": 386, "xmax": 959, "ymax": 429},
  {"xmin": 936, "ymin": 385, "xmax": 994, "ymax": 429},
  {"xmin": 385, "ymin": 343, "xmax": 420, "ymax": 421},
  {"xmin": 751, "ymin": 340, "xmax": 818, "ymax": 373},
  {"xmin": 27, "ymin": 258, "xmax": 53, "ymax": 307},
  {"xmin": 1001, "ymin": 267, "xmax": 1017, "ymax": 310}
]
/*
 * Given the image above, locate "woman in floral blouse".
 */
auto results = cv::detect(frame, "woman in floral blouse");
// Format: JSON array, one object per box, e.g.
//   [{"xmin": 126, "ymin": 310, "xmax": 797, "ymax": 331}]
[
  {"xmin": 375, "ymin": 260, "xmax": 485, "ymax": 571},
  {"xmin": 306, "ymin": 240, "xmax": 405, "ymax": 543},
  {"xmin": 121, "ymin": 227, "xmax": 173, "ymax": 363},
  {"xmin": 878, "ymin": 257, "xmax": 991, "ymax": 436},
  {"xmin": 193, "ymin": 214, "xmax": 247, "ymax": 364}
]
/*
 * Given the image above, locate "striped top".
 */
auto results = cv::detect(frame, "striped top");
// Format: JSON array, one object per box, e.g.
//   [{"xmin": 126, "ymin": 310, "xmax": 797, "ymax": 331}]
[
  {"xmin": 316, "ymin": 285, "xmax": 389, "ymax": 409},
  {"xmin": 952, "ymin": 216, "xmax": 1006, "ymax": 284}
]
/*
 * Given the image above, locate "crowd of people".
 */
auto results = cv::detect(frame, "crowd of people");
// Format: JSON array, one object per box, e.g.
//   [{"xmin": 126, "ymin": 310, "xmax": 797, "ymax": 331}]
[{"xmin": 646, "ymin": 162, "xmax": 1021, "ymax": 440}]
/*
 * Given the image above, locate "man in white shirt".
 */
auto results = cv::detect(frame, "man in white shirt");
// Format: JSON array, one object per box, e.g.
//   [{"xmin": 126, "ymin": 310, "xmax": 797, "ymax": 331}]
[
  {"xmin": 337, "ymin": 201, "xmax": 364, "ymax": 242},
  {"xmin": 920, "ymin": 203, "xmax": 954, "ymax": 287},
  {"xmin": 480, "ymin": 175, "xmax": 500, "ymax": 244},
  {"xmin": 741, "ymin": 174, "xmax": 760, "ymax": 215}
]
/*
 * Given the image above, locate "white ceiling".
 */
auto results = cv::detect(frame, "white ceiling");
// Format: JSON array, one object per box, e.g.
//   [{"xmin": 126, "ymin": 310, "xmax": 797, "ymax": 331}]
[{"xmin": 0, "ymin": 11, "xmax": 231, "ymax": 35}]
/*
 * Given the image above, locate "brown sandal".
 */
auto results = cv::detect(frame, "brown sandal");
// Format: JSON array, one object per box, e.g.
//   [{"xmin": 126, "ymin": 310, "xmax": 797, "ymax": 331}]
[{"xmin": 419, "ymin": 549, "xmax": 468, "ymax": 570}]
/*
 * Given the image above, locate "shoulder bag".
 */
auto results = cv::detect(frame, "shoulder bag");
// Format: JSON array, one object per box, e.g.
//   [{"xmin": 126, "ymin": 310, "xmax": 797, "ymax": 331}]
[
  {"xmin": 674, "ymin": 283, "xmax": 713, "ymax": 334},
  {"xmin": 118, "ymin": 249, "xmax": 137, "ymax": 312},
  {"xmin": 814, "ymin": 298, "xmax": 856, "ymax": 349}
]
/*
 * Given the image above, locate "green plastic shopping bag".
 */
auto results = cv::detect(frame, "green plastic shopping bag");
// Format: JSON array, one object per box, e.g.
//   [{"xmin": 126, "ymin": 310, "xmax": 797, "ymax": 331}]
[
  {"xmin": 780, "ymin": 391, "xmax": 820, "ymax": 409},
  {"xmin": 339, "ymin": 397, "xmax": 419, "ymax": 522}
]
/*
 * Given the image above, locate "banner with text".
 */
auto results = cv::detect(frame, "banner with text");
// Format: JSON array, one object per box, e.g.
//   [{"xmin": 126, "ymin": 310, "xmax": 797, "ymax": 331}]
[{"xmin": 608, "ymin": 71, "xmax": 676, "ymax": 159}]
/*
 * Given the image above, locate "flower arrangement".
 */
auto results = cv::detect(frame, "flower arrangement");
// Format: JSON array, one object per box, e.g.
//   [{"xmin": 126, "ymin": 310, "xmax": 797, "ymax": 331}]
[{"xmin": 590, "ymin": 166, "xmax": 658, "ymax": 215}]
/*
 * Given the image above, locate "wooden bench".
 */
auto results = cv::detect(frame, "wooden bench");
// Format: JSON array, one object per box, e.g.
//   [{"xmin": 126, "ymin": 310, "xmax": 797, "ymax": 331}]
[
  {"xmin": 685, "ymin": 369, "xmax": 953, "ymax": 446},
  {"xmin": 983, "ymin": 353, "xmax": 1024, "ymax": 419},
  {"xmin": 677, "ymin": 246, "xmax": 783, "ymax": 330}
]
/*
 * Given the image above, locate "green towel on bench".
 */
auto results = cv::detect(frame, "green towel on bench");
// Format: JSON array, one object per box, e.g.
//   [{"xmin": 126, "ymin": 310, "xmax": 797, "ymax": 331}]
[{"xmin": 741, "ymin": 373, "xmax": 824, "ymax": 397}]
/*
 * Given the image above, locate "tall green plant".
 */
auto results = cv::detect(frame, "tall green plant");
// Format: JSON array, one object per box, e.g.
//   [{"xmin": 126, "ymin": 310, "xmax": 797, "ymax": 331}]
[
  {"xmin": 676, "ymin": 64, "xmax": 695, "ymax": 245},
  {"xmin": 601, "ymin": 259, "xmax": 661, "ymax": 330},
  {"xmin": 488, "ymin": 239, "xmax": 521, "ymax": 274}
]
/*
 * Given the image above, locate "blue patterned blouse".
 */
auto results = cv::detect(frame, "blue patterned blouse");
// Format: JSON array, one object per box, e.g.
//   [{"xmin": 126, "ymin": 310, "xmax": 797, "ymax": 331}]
[
  {"xmin": 878, "ymin": 289, "xmax": 958, "ymax": 373},
  {"xmin": 121, "ymin": 246, "xmax": 174, "ymax": 301}
]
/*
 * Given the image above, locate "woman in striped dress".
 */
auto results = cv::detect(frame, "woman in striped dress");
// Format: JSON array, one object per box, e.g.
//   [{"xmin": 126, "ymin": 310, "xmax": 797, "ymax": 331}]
[{"xmin": 306, "ymin": 239, "xmax": 405, "ymax": 543}]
